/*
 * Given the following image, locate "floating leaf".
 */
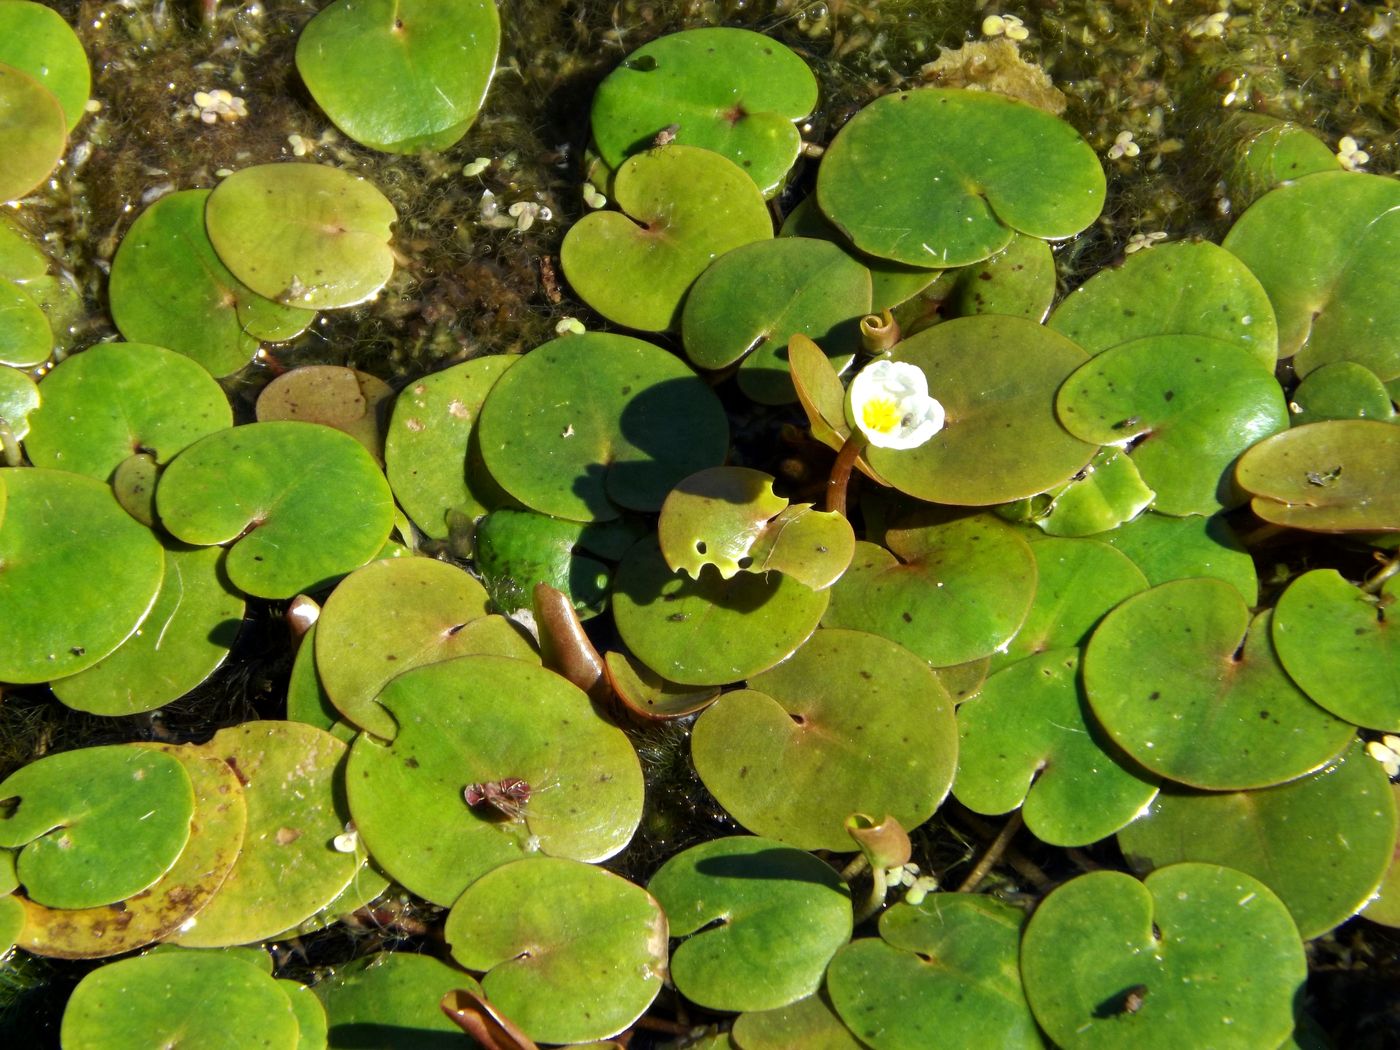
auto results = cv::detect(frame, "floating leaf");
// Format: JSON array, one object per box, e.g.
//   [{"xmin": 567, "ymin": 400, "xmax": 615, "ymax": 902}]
[
  {"xmin": 109, "ymin": 190, "xmax": 315, "ymax": 377},
  {"xmin": 1220, "ymin": 114, "xmax": 1338, "ymax": 209},
  {"xmin": 316, "ymin": 953, "xmax": 482, "ymax": 1049},
  {"xmin": 156, "ymin": 421, "xmax": 396, "ymax": 598},
  {"xmin": 296, "ymin": 0, "xmax": 499, "ymax": 154},
  {"xmin": 1013, "ymin": 448, "xmax": 1155, "ymax": 537},
  {"xmin": 0, "ymin": 62, "xmax": 66, "ymax": 204},
  {"xmin": 816, "ymin": 88, "xmax": 1103, "ymax": 267},
  {"xmin": 1119, "ymin": 742, "xmax": 1397, "ymax": 938},
  {"xmin": 1083, "ymin": 578, "xmax": 1355, "ymax": 789},
  {"xmin": 474, "ymin": 509, "xmax": 612, "ymax": 618},
  {"xmin": 603, "ymin": 649, "xmax": 719, "ymax": 721},
  {"xmin": 732, "ymin": 990, "xmax": 866, "ymax": 1050},
  {"xmin": 648, "ymin": 836, "xmax": 851, "ymax": 1012},
  {"xmin": 257, "ymin": 365, "xmax": 393, "ymax": 461},
  {"xmin": 590, "ymin": 27, "xmax": 817, "ymax": 197},
  {"xmin": 1101, "ymin": 511, "xmax": 1258, "ymax": 605},
  {"xmin": 0, "ymin": 363, "xmax": 38, "ymax": 437},
  {"xmin": 0, "ymin": 2, "xmax": 90, "ymax": 131},
  {"xmin": 478, "ymin": 332, "xmax": 728, "ymax": 522},
  {"xmin": 0, "ymin": 278, "xmax": 50, "ymax": 367},
  {"xmin": 204, "ymin": 162, "xmax": 397, "ymax": 310},
  {"xmin": 1020, "ymin": 865, "xmax": 1305, "ymax": 1050},
  {"xmin": 446, "ymin": 857, "xmax": 666, "ymax": 1044},
  {"xmin": 1361, "ymin": 784, "xmax": 1400, "ymax": 929},
  {"xmin": 559, "ymin": 145, "xmax": 773, "ymax": 331},
  {"xmin": 1289, "ymin": 361, "xmax": 1396, "ymax": 425},
  {"xmin": 692, "ymin": 628, "xmax": 956, "ymax": 850},
  {"xmin": 942, "ymin": 232, "xmax": 1056, "ymax": 323}
]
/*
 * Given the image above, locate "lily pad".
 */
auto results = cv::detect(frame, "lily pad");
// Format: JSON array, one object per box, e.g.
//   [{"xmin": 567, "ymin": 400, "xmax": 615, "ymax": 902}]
[
  {"xmin": 0, "ymin": 744, "xmax": 194, "ymax": 910},
  {"xmin": 1101, "ymin": 511, "xmax": 1258, "ymax": 605},
  {"xmin": 0, "ymin": 2, "xmax": 90, "ymax": 131},
  {"xmin": 1013, "ymin": 448, "xmax": 1156, "ymax": 537},
  {"xmin": 658, "ymin": 466, "xmax": 853, "ymax": 589},
  {"xmin": 51, "ymin": 544, "xmax": 244, "ymax": 716},
  {"xmin": 61, "ymin": 951, "xmax": 303, "ymax": 1050},
  {"xmin": 474, "ymin": 508, "xmax": 612, "ymax": 618},
  {"xmin": 446, "ymin": 857, "xmax": 666, "ymax": 1044},
  {"xmin": 282, "ymin": 981, "xmax": 329, "ymax": 1050},
  {"xmin": 314, "ymin": 556, "xmax": 493, "ymax": 739},
  {"xmin": 1221, "ymin": 171, "xmax": 1400, "ymax": 383},
  {"xmin": 24, "ymin": 341, "xmax": 233, "ymax": 479},
  {"xmin": 204, "ymin": 162, "xmax": 398, "ymax": 310},
  {"xmin": 827, "ymin": 895, "xmax": 1042, "ymax": 1050},
  {"xmin": 384, "ymin": 355, "xmax": 514, "ymax": 540},
  {"xmin": 478, "ymin": 332, "xmax": 727, "ymax": 522},
  {"xmin": 1234, "ymin": 419, "xmax": 1400, "ymax": 532},
  {"xmin": 1272, "ymin": 569, "xmax": 1400, "ymax": 730},
  {"xmin": 0, "ymin": 278, "xmax": 50, "ymax": 367},
  {"xmin": 18, "ymin": 742, "xmax": 247, "ymax": 959},
  {"xmin": 691, "ymin": 628, "xmax": 957, "ymax": 850},
  {"xmin": 559, "ymin": 145, "xmax": 773, "ymax": 331},
  {"xmin": 347, "ymin": 655, "xmax": 643, "ymax": 905},
  {"xmin": 603, "ymin": 649, "xmax": 720, "ymax": 720},
  {"xmin": 1020, "ymin": 864, "xmax": 1305, "ymax": 1050},
  {"xmin": 0, "ymin": 214, "xmax": 82, "ymax": 356},
  {"xmin": 0, "ymin": 468, "xmax": 164, "ymax": 683},
  {"xmin": 0, "ymin": 363, "xmax": 38, "ymax": 437},
  {"xmin": 109, "ymin": 190, "xmax": 315, "ymax": 377},
  {"xmin": 1083, "ymin": 578, "xmax": 1355, "ymax": 790},
  {"xmin": 732, "ymin": 989, "xmax": 866, "ymax": 1050},
  {"xmin": 257, "ymin": 365, "xmax": 393, "ymax": 461},
  {"xmin": 648, "ymin": 836, "xmax": 850, "ymax": 1013},
  {"xmin": 1119, "ymin": 741, "xmax": 1397, "ymax": 938},
  {"xmin": 590, "ymin": 28, "xmax": 816, "ymax": 197},
  {"xmin": 816, "ymin": 88, "xmax": 1104, "ymax": 267},
  {"xmin": 824, "ymin": 516, "xmax": 1037, "ymax": 667},
  {"xmin": 942, "ymin": 232, "xmax": 1056, "ymax": 323},
  {"xmin": 156, "ymin": 421, "xmax": 396, "ymax": 598},
  {"xmin": 869, "ymin": 316, "xmax": 1097, "ymax": 505},
  {"xmin": 1289, "ymin": 361, "xmax": 1396, "ymax": 424},
  {"xmin": 1361, "ymin": 784, "xmax": 1400, "ymax": 929},
  {"xmin": 1056, "ymin": 334, "xmax": 1289, "ymax": 516},
  {"xmin": 956, "ymin": 649, "xmax": 1159, "ymax": 846},
  {"xmin": 1220, "ymin": 115, "xmax": 1338, "ymax": 209},
  {"xmin": 0, "ymin": 62, "xmax": 66, "ymax": 204},
  {"xmin": 316, "ymin": 953, "xmax": 482, "ymax": 1050},
  {"xmin": 1048, "ymin": 240, "xmax": 1278, "ymax": 367},
  {"xmin": 681, "ymin": 237, "xmax": 870, "ymax": 404},
  {"xmin": 111, "ymin": 451, "xmax": 159, "ymax": 526},
  {"xmin": 296, "ymin": 0, "xmax": 499, "ymax": 154},
  {"xmin": 612, "ymin": 536, "xmax": 828, "ymax": 686},
  {"xmin": 172, "ymin": 721, "xmax": 358, "ymax": 947}
]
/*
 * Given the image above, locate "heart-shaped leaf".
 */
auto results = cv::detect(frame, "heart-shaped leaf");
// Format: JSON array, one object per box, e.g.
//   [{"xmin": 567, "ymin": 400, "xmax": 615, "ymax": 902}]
[
  {"xmin": 1101, "ymin": 511, "xmax": 1258, "ymax": 605},
  {"xmin": 1289, "ymin": 361, "xmax": 1396, "ymax": 425},
  {"xmin": 315, "ymin": 953, "xmax": 483, "ymax": 1048},
  {"xmin": 0, "ymin": 279, "xmax": 50, "ymax": 367},
  {"xmin": 1009, "ymin": 448, "xmax": 1156, "ymax": 538},
  {"xmin": 0, "ymin": 2, "xmax": 90, "ymax": 131},
  {"xmin": 255, "ymin": 364, "xmax": 392, "ymax": 461},
  {"xmin": 941, "ymin": 231, "xmax": 1056, "ymax": 324},
  {"xmin": 0, "ymin": 363, "xmax": 39, "ymax": 437},
  {"xmin": 0, "ymin": 62, "xmax": 66, "ymax": 204},
  {"xmin": 474, "ymin": 508, "xmax": 612, "ymax": 618}
]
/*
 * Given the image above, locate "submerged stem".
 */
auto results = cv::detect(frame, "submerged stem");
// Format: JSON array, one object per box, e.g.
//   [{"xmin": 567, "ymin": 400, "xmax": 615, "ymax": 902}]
[
  {"xmin": 826, "ymin": 432, "xmax": 867, "ymax": 518},
  {"xmin": 956, "ymin": 810, "xmax": 1024, "ymax": 893},
  {"xmin": 1363, "ymin": 552, "xmax": 1400, "ymax": 595}
]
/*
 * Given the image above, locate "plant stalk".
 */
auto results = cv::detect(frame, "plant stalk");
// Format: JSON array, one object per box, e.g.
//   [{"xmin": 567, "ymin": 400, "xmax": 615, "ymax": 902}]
[
  {"xmin": 956, "ymin": 810, "xmax": 1024, "ymax": 893},
  {"xmin": 826, "ymin": 432, "xmax": 866, "ymax": 517}
]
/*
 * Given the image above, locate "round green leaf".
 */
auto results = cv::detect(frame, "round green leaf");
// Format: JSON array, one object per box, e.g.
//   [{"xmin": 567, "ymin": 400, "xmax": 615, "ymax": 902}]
[
  {"xmin": 956, "ymin": 649, "xmax": 1159, "ymax": 846},
  {"xmin": 18, "ymin": 742, "xmax": 247, "ymax": 959},
  {"xmin": 0, "ymin": 362, "xmax": 39, "ymax": 437},
  {"xmin": 171, "ymin": 721, "xmax": 358, "ymax": 947},
  {"xmin": 1049, "ymin": 240, "xmax": 1278, "ymax": 367},
  {"xmin": 827, "ymin": 895, "xmax": 1042, "ymax": 1050},
  {"xmin": 591, "ymin": 28, "xmax": 816, "ymax": 197},
  {"xmin": 1222, "ymin": 171, "xmax": 1400, "ymax": 383},
  {"xmin": 296, "ymin": 0, "xmax": 499, "ymax": 154},
  {"xmin": 1361, "ymin": 783, "xmax": 1400, "ymax": 928},
  {"xmin": 111, "ymin": 451, "xmax": 158, "ymax": 527},
  {"xmin": 347, "ymin": 655, "xmax": 643, "ymax": 905},
  {"xmin": 316, "ymin": 953, "xmax": 482, "ymax": 1049},
  {"xmin": 1234, "ymin": 420, "xmax": 1400, "ymax": 532},
  {"xmin": 824, "ymin": 516, "xmax": 1036, "ymax": 667},
  {"xmin": 732, "ymin": 989, "xmax": 867, "ymax": 1050},
  {"xmin": 681, "ymin": 238, "xmax": 870, "ymax": 404},
  {"xmin": 1101, "ymin": 511, "xmax": 1258, "ymax": 605},
  {"xmin": 613, "ymin": 536, "xmax": 827, "ymax": 686},
  {"xmin": 51, "ymin": 545, "xmax": 244, "ymax": 716},
  {"xmin": 314, "ymin": 556, "xmax": 492, "ymax": 739},
  {"xmin": 0, "ymin": 744, "xmax": 194, "ymax": 910},
  {"xmin": 282, "ymin": 981, "xmax": 328, "ymax": 1050},
  {"xmin": 474, "ymin": 508, "xmax": 612, "ymax": 618},
  {"xmin": 0, "ymin": 62, "xmax": 66, "ymax": 204},
  {"xmin": 204, "ymin": 162, "xmax": 397, "ymax": 310},
  {"xmin": 1273, "ymin": 569, "xmax": 1400, "ymax": 730},
  {"xmin": 692, "ymin": 628, "xmax": 956, "ymax": 850},
  {"xmin": 1084, "ymin": 578, "xmax": 1355, "ymax": 789},
  {"xmin": 1119, "ymin": 741, "xmax": 1397, "ymax": 938},
  {"xmin": 61, "ymin": 951, "xmax": 301, "ymax": 1050},
  {"xmin": 384, "ymin": 355, "xmax": 514, "ymax": 540},
  {"xmin": 1016, "ymin": 448, "xmax": 1156, "ymax": 538},
  {"xmin": 869, "ymin": 316, "xmax": 1097, "ymax": 505},
  {"xmin": 816, "ymin": 88, "xmax": 1103, "ymax": 267},
  {"xmin": 602, "ymin": 649, "xmax": 719, "ymax": 721},
  {"xmin": 285, "ymin": 621, "xmax": 351, "ymax": 739},
  {"xmin": 0, "ymin": 468, "xmax": 164, "ymax": 683},
  {"xmin": 1290, "ymin": 361, "xmax": 1396, "ymax": 425},
  {"xmin": 0, "ymin": 214, "xmax": 82, "ymax": 358},
  {"xmin": 648, "ymin": 836, "xmax": 851, "ymax": 1013},
  {"xmin": 1056, "ymin": 335, "xmax": 1289, "ymax": 515},
  {"xmin": 25, "ymin": 342, "xmax": 232, "ymax": 479},
  {"xmin": 478, "ymin": 332, "xmax": 728, "ymax": 522},
  {"xmin": 559, "ymin": 145, "xmax": 773, "ymax": 331},
  {"xmin": 1020, "ymin": 864, "xmax": 1305, "ymax": 1050},
  {"xmin": 990, "ymin": 536, "xmax": 1148, "ymax": 672},
  {"xmin": 0, "ymin": 278, "xmax": 50, "ymax": 367},
  {"xmin": 257, "ymin": 365, "xmax": 393, "ymax": 461},
  {"xmin": 0, "ymin": 2, "xmax": 89, "ymax": 131},
  {"xmin": 1220, "ymin": 115, "xmax": 1338, "ymax": 209},
  {"xmin": 943, "ymin": 231, "xmax": 1056, "ymax": 323},
  {"xmin": 156, "ymin": 421, "xmax": 396, "ymax": 598},
  {"xmin": 446, "ymin": 857, "xmax": 666, "ymax": 1044},
  {"xmin": 109, "ymin": 190, "xmax": 315, "ymax": 377}
]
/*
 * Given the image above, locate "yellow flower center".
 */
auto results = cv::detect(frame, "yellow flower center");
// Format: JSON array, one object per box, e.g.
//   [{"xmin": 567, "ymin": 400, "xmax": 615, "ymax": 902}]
[{"xmin": 861, "ymin": 397, "xmax": 902, "ymax": 434}]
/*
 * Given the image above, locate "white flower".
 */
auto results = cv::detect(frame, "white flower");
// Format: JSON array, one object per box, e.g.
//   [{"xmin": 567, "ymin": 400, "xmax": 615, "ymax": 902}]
[
  {"xmin": 847, "ymin": 359, "xmax": 946, "ymax": 450},
  {"xmin": 1336, "ymin": 135, "xmax": 1370, "ymax": 172},
  {"xmin": 1107, "ymin": 131, "xmax": 1141, "ymax": 160},
  {"xmin": 1367, "ymin": 735, "xmax": 1400, "ymax": 778}
]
